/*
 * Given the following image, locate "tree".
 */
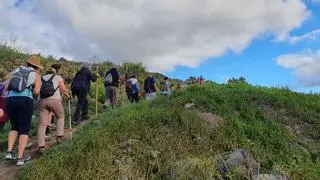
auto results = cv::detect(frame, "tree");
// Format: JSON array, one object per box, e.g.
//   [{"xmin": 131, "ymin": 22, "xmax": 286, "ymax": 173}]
[{"xmin": 227, "ymin": 77, "xmax": 247, "ymax": 84}]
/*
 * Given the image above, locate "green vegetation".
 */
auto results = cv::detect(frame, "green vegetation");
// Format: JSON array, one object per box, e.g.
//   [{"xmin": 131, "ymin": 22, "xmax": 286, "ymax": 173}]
[
  {"xmin": 18, "ymin": 82, "xmax": 320, "ymax": 179},
  {"xmin": 0, "ymin": 45, "xmax": 180, "ymax": 158}
]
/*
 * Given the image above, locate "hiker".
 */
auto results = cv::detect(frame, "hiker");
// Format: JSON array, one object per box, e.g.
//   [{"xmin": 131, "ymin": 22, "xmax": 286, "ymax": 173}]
[
  {"xmin": 103, "ymin": 65, "xmax": 120, "ymax": 109},
  {"xmin": 5, "ymin": 55, "xmax": 42, "ymax": 166},
  {"xmin": 200, "ymin": 76, "xmax": 205, "ymax": 87},
  {"xmin": 124, "ymin": 74, "xmax": 131, "ymax": 101},
  {"xmin": 176, "ymin": 83, "xmax": 182, "ymax": 90},
  {"xmin": 160, "ymin": 77, "xmax": 171, "ymax": 96},
  {"xmin": 144, "ymin": 73, "xmax": 157, "ymax": 101},
  {"xmin": 46, "ymin": 63, "xmax": 62, "ymax": 135},
  {"xmin": 127, "ymin": 75, "xmax": 140, "ymax": 103},
  {"xmin": 0, "ymin": 79, "xmax": 9, "ymax": 131},
  {"xmin": 37, "ymin": 68, "xmax": 71, "ymax": 154},
  {"xmin": 71, "ymin": 63, "xmax": 97, "ymax": 125},
  {"xmin": 193, "ymin": 79, "xmax": 197, "ymax": 86}
]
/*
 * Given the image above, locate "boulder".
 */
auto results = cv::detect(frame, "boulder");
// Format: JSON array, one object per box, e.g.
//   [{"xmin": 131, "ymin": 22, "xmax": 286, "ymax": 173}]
[
  {"xmin": 199, "ymin": 113, "xmax": 224, "ymax": 128},
  {"xmin": 216, "ymin": 149, "xmax": 259, "ymax": 178},
  {"xmin": 184, "ymin": 103, "xmax": 195, "ymax": 109}
]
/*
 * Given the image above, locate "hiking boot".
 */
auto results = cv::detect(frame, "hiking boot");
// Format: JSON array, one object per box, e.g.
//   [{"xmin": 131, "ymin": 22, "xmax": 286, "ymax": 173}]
[
  {"xmin": 38, "ymin": 147, "xmax": 45, "ymax": 155},
  {"xmin": 16, "ymin": 154, "xmax": 31, "ymax": 166},
  {"xmin": 4, "ymin": 152, "xmax": 15, "ymax": 160},
  {"xmin": 81, "ymin": 115, "xmax": 90, "ymax": 121},
  {"xmin": 72, "ymin": 121, "xmax": 80, "ymax": 127},
  {"xmin": 56, "ymin": 136, "xmax": 63, "ymax": 144}
]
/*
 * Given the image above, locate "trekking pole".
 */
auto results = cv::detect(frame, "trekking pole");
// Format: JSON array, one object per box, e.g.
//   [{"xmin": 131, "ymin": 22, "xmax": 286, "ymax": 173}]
[
  {"xmin": 95, "ymin": 66, "xmax": 99, "ymax": 119},
  {"xmin": 68, "ymin": 99, "xmax": 72, "ymax": 142}
]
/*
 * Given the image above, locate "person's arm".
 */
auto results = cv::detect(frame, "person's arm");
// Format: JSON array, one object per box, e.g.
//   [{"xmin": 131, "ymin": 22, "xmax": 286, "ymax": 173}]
[
  {"xmin": 88, "ymin": 69, "xmax": 98, "ymax": 82},
  {"xmin": 33, "ymin": 72, "xmax": 41, "ymax": 96},
  {"xmin": 0, "ymin": 108, "xmax": 3, "ymax": 118},
  {"xmin": 59, "ymin": 80, "xmax": 70, "ymax": 99}
]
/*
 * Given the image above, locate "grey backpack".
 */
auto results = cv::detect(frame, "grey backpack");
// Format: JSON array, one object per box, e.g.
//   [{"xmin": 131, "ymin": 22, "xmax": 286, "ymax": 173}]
[{"xmin": 8, "ymin": 68, "xmax": 34, "ymax": 93}]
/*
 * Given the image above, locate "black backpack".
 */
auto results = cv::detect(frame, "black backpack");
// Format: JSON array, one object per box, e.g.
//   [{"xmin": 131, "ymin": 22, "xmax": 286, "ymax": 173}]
[
  {"xmin": 8, "ymin": 68, "xmax": 34, "ymax": 93},
  {"xmin": 40, "ymin": 75, "xmax": 58, "ymax": 98},
  {"xmin": 144, "ymin": 77, "xmax": 156, "ymax": 93},
  {"xmin": 125, "ymin": 80, "xmax": 133, "ymax": 93}
]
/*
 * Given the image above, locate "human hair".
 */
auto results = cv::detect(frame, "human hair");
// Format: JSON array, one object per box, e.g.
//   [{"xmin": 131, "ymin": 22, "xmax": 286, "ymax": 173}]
[
  {"xmin": 80, "ymin": 63, "xmax": 91, "ymax": 70},
  {"xmin": 27, "ymin": 62, "xmax": 39, "ymax": 70},
  {"xmin": 46, "ymin": 68, "xmax": 56, "ymax": 75}
]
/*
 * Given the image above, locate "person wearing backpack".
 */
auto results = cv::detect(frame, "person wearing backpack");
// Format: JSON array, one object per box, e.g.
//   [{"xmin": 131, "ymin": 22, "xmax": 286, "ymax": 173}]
[
  {"xmin": 71, "ymin": 63, "xmax": 97, "ymax": 125},
  {"xmin": 46, "ymin": 63, "xmax": 62, "ymax": 136},
  {"xmin": 144, "ymin": 73, "xmax": 157, "ymax": 101},
  {"xmin": 200, "ymin": 76, "xmax": 205, "ymax": 87},
  {"xmin": 0, "ymin": 79, "xmax": 10, "ymax": 131},
  {"xmin": 160, "ymin": 77, "xmax": 171, "ymax": 96},
  {"xmin": 103, "ymin": 65, "xmax": 120, "ymax": 109},
  {"xmin": 37, "ymin": 68, "xmax": 71, "ymax": 154},
  {"xmin": 127, "ymin": 75, "xmax": 140, "ymax": 103},
  {"xmin": 4, "ymin": 55, "xmax": 42, "ymax": 166}
]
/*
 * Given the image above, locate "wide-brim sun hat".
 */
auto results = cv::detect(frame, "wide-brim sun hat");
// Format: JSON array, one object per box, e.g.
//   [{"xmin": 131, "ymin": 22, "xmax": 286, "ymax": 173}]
[{"xmin": 27, "ymin": 56, "xmax": 43, "ymax": 70}]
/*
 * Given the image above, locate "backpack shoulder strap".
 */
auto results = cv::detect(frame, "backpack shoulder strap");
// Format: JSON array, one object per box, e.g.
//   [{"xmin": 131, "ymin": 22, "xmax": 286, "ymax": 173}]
[{"xmin": 49, "ymin": 74, "xmax": 56, "ymax": 82}]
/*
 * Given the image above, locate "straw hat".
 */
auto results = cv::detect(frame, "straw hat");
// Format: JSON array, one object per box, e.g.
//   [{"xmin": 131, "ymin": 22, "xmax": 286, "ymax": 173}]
[{"xmin": 27, "ymin": 56, "xmax": 43, "ymax": 70}]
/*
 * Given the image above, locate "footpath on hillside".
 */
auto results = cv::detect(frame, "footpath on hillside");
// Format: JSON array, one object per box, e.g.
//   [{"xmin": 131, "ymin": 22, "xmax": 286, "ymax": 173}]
[{"xmin": 0, "ymin": 118, "xmax": 94, "ymax": 180}]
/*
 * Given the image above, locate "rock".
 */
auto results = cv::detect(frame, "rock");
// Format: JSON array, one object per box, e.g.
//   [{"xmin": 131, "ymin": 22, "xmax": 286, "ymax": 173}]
[
  {"xmin": 119, "ymin": 139, "xmax": 139, "ymax": 153},
  {"xmin": 217, "ymin": 149, "xmax": 259, "ymax": 178},
  {"xmin": 121, "ymin": 175, "xmax": 128, "ymax": 180},
  {"xmin": 93, "ymin": 120, "xmax": 100, "ymax": 126},
  {"xmin": 199, "ymin": 113, "xmax": 224, "ymax": 128},
  {"xmin": 184, "ymin": 103, "xmax": 195, "ymax": 109},
  {"xmin": 254, "ymin": 174, "xmax": 288, "ymax": 180},
  {"xmin": 113, "ymin": 159, "xmax": 122, "ymax": 166},
  {"xmin": 150, "ymin": 150, "xmax": 160, "ymax": 159}
]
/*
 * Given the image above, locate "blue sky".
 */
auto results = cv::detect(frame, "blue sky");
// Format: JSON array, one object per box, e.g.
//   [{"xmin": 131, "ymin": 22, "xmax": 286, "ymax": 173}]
[{"xmin": 1, "ymin": 0, "xmax": 320, "ymax": 92}]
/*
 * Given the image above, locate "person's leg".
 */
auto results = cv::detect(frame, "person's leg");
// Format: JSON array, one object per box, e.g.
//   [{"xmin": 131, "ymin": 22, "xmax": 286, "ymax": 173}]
[
  {"xmin": 81, "ymin": 94, "xmax": 89, "ymax": 120},
  {"xmin": 38, "ymin": 100, "xmax": 50, "ymax": 148},
  {"xmin": 134, "ymin": 93, "xmax": 139, "ymax": 103},
  {"xmin": 110, "ymin": 87, "xmax": 117, "ymax": 108},
  {"xmin": 104, "ymin": 86, "xmax": 111, "ymax": 107},
  {"xmin": 130, "ymin": 93, "xmax": 134, "ymax": 103},
  {"xmin": 151, "ymin": 92, "xmax": 157, "ymax": 100},
  {"xmin": 73, "ymin": 93, "xmax": 84, "ymax": 123},
  {"xmin": 17, "ymin": 97, "xmax": 34, "ymax": 159},
  {"xmin": 49, "ymin": 100, "xmax": 65, "ymax": 139},
  {"xmin": 6, "ymin": 98, "xmax": 19, "ymax": 153}
]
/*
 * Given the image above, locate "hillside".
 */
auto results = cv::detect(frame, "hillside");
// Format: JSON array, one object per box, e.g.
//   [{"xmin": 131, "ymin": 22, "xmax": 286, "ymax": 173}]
[{"xmin": 18, "ymin": 82, "xmax": 320, "ymax": 180}]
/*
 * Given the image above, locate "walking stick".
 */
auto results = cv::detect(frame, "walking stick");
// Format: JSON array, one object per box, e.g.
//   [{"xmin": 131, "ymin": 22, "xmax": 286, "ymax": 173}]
[
  {"xmin": 68, "ymin": 99, "xmax": 72, "ymax": 142},
  {"xmin": 95, "ymin": 66, "xmax": 99, "ymax": 119}
]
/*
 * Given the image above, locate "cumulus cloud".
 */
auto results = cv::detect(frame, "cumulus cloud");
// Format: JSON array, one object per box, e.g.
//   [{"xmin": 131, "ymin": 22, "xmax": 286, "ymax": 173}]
[
  {"xmin": 277, "ymin": 49, "xmax": 320, "ymax": 86},
  {"xmin": 0, "ymin": 0, "xmax": 310, "ymax": 71}
]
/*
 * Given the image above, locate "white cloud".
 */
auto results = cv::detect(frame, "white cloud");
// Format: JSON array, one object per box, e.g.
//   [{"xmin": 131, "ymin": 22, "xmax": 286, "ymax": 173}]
[
  {"xmin": 0, "ymin": 0, "xmax": 310, "ymax": 71},
  {"xmin": 286, "ymin": 29, "xmax": 320, "ymax": 44},
  {"xmin": 277, "ymin": 49, "xmax": 320, "ymax": 87}
]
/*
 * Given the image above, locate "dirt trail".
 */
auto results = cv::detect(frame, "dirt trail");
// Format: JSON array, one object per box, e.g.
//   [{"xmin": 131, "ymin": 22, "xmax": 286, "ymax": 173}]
[{"xmin": 0, "ymin": 121, "xmax": 91, "ymax": 180}]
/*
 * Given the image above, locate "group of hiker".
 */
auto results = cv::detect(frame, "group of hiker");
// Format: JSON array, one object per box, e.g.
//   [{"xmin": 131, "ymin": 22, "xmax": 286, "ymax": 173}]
[
  {"xmin": 0, "ymin": 55, "xmax": 176, "ymax": 166},
  {"xmin": 0, "ymin": 56, "xmax": 73, "ymax": 166},
  {"xmin": 192, "ymin": 76, "xmax": 205, "ymax": 87}
]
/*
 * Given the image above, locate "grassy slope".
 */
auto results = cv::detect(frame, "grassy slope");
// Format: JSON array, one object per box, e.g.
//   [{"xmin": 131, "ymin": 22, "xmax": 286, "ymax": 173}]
[
  {"xmin": 19, "ymin": 83, "xmax": 319, "ymax": 180},
  {"xmin": 0, "ymin": 46, "xmax": 180, "ymax": 151}
]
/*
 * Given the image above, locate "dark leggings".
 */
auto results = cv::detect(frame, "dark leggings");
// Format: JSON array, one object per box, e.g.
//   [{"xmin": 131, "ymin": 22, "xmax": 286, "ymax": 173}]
[
  {"xmin": 6, "ymin": 97, "xmax": 34, "ymax": 135},
  {"xmin": 130, "ymin": 93, "xmax": 139, "ymax": 103},
  {"xmin": 73, "ymin": 90, "xmax": 88, "ymax": 122}
]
